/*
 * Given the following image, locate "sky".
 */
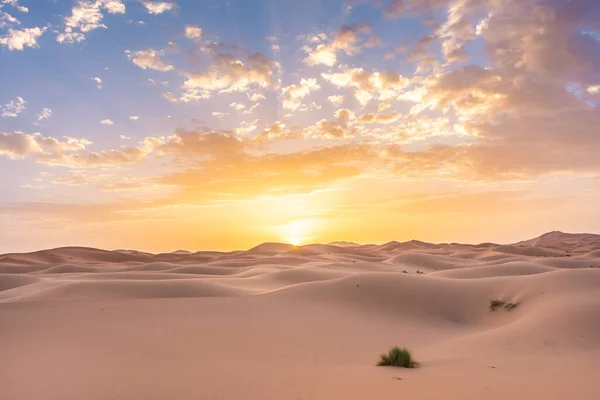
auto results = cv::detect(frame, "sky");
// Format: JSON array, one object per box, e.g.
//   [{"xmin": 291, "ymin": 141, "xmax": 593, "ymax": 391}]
[{"xmin": 1, "ymin": 0, "xmax": 600, "ymax": 253}]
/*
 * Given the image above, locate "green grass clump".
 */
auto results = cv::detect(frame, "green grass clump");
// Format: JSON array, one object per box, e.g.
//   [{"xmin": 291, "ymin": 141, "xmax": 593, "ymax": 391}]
[
  {"xmin": 489, "ymin": 299, "xmax": 505, "ymax": 310},
  {"xmin": 504, "ymin": 302, "xmax": 519, "ymax": 311},
  {"xmin": 377, "ymin": 346, "xmax": 418, "ymax": 368}
]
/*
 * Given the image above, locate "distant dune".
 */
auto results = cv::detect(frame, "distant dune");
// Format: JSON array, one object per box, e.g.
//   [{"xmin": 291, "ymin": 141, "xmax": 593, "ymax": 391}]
[{"xmin": 1, "ymin": 231, "xmax": 599, "ymax": 399}]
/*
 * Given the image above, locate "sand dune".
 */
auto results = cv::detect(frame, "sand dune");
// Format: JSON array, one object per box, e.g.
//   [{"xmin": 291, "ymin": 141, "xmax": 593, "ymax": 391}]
[{"xmin": 1, "ymin": 231, "xmax": 599, "ymax": 399}]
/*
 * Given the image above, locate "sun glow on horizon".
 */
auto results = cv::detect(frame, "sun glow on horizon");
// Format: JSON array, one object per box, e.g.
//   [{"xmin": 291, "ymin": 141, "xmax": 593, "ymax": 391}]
[{"xmin": 281, "ymin": 219, "xmax": 314, "ymax": 246}]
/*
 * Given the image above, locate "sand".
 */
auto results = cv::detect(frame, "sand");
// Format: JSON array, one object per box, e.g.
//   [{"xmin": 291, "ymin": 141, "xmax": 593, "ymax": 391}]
[{"xmin": 1, "ymin": 231, "xmax": 599, "ymax": 399}]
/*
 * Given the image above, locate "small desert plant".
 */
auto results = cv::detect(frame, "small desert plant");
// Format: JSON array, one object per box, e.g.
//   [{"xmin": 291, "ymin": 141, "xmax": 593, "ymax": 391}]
[
  {"xmin": 377, "ymin": 346, "xmax": 418, "ymax": 368},
  {"xmin": 489, "ymin": 299, "xmax": 505, "ymax": 310},
  {"xmin": 504, "ymin": 302, "xmax": 519, "ymax": 311}
]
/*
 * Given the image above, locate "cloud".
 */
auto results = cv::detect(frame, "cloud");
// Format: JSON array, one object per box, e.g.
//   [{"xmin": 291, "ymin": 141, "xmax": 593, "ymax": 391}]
[
  {"xmin": 322, "ymin": 67, "xmax": 410, "ymax": 106},
  {"xmin": 0, "ymin": 131, "xmax": 91, "ymax": 160},
  {"xmin": 227, "ymin": 102, "xmax": 261, "ymax": 115},
  {"xmin": 392, "ymin": 87, "xmax": 600, "ymax": 179},
  {"xmin": 406, "ymin": 65, "xmax": 582, "ymax": 119},
  {"xmin": 357, "ymin": 112, "xmax": 402, "ymax": 124},
  {"xmin": 230, "ymin": 102, "xmax": 246, "ymax": 111},
  {"xmin": 178, "ymin": 52, "xmax": 280, "ymax": 101},
  {"xmin": 248, "ymin": 92, "xmax": 266, "ymax": 102},
  {"xmin": 57, "ymin": 0, "xmax": 126, "ymax": 44},
  {"xmin": 314, "ymin": 120, "xmax": 346, "ymax": 139},
  {"xmin": 49, "ymin": 170, "xmax": 154, "ymax": 191},
  {"xmin": 406, "ymin": 35, "xmax": 434, "ymax": 61},
  {"xmin": 382, "ymin": 0, "xmax": 600, "ymax": 83},
  {"xmin": 474, "ymin": 0, "xmax": 600, "ymax": 83},
  {"xmin": 281, "ymin": 78, "xmax": 321, "ymax": 111},
  {"xmin": 129, "ymin": 116, "xmax": 140, "ymax": 120},
  {"xmin": 184, "ymin": 24, "xmax": 202, "ymax": 40},
  {"xmin": 51, "ymin": 146, "xmax": 150, "ymax": 167},
  {"xmin": 364, "ymin": 35, "xmax": 383, "ymax": 48},
  {"xmin": 100, "ymin": 119, "xmax": 114, "ymax": 125},
  {"xmin": 125, "ymin": 49, "xmax": 174, "ymax": 71},
  {"xmin": 253, "ymin": 121, "xmax": 291, "ymax": 142},
  {"xmin": 0, "ymin": 26, "xmax": 46, "ymax": 50},
  {"xmin": 327, "ymin": 95, "xmax": 345, "ymax": 106},
  {"xmin": 303, "ymin": 23, "xmax": 372, "ymax": 66},
  {"xmin": 56, "ymin": 30, "xmax": 85, "ymax": 44},
  {"xmin": 234, "ymin": 119, "xmax": 259, "ymax": 136},
  {"xmin": 162, "ymin": 92, "xmax": 180, "ymax": 102},
  {"xmin": 588, "ymin": 85, "xmax": 600, "ymax": 94},
  {"xmin": 36, "ymin": 108, "xmax": 52, "ymax": 121},
  {"xmin": 0, "ymin": 9, "xmax": 20, "ymax": 29},
  {"xmin": 140, "ymin": 1, "xmax": 175, "ymax": 14},
  {"xmin": 1, "ymin": 0, "xmax": 28, "ymax": 13},
  {"xmin": 1, "ymin": 96, "xmax": 26, "ymax": 117},
  {"xmin": 157, "ymin": 140, "xmax": 376, "ymax": 200},
  {"xmin": 91, "ymin": 76, "xmax": 102, "ymax": 89}
]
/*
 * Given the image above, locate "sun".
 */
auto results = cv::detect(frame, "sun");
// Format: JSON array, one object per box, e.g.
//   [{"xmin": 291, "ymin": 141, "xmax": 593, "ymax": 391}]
[
  {"xmin": 288, "ymin": 236, "xmax": 302, "ymax": 246},
  {"xmin": 281, "ymin": 220, "xmax": 312, "ymax": 246}
]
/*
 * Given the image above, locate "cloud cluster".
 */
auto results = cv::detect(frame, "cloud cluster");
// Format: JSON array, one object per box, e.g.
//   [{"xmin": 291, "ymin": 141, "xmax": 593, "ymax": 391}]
[
  {"xmin": 0, "ymin": 10, "xmax": 19, "ymax": 29},
  {"xmin": 322, "ymin": 67, "xmax": 410, "ymax": 106},
  {"xmin": 0, "ymin": 0, "xmax": 27, "ymax": 32},
  {"xmin": 281, "ymin": 78, "xmax": 320, "ymax": 111},
  {"xmin": 1, "ymin": 0, "xmax": 28, "ymax": 13},
  {"xmin": 1, "ymin": 96, "xmax": 26, "ymax": 117},
  {"xmin": 125, "ymin": 48, "xmax": 174, "ymax": 71},
  {"xmin": 57, "ymin": 0, "xmax": 126, "ymax": 44},
  {"xmin": 0, "ymin": 131, "xmax": 91, "ymax": 160},
  {"xmin": 0, "ymin": 26, "xmax": 45, "ymax": 50},
  {"xmin": 178, "ymin": 53, "xmax": 280, "ymax": 101},
  {"xmin": 303, "ymin": 23, "xmax": 372, "ymax": 67}
]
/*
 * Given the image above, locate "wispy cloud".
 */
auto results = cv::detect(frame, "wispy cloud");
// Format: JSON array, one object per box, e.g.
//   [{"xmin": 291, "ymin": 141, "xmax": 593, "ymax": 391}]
[
  {"xmin": 91, "ymin": 76, "xmax": 103, "ymax": 89},
  {"xmin": 1, "ymin": 96, "xmax": 26, "ymax": 117},
  {"xmin": 36, "ymin": 108, "xmax": 52, "ymax": 121}
]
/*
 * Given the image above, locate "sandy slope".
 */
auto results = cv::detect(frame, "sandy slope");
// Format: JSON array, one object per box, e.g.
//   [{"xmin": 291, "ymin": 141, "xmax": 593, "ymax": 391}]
[{"xmin": 1, "ymin": 231, "xmax": 600, "ymax": 399}]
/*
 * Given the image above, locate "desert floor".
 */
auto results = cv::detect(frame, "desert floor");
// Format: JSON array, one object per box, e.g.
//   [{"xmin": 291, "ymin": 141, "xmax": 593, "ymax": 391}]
[{"xmin": 1, "ymin": 231, "xmax": 600, "ymax": 400}]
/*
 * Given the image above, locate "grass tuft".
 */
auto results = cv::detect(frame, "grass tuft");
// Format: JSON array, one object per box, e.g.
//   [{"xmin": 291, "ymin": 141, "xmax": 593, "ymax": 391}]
[
  {"xmin": 377, "ymin": 346, "xmax": 418, "ymax": 368},
  {"xmin": 489, "ymin": 299, "xmax": 505, "ymax": 310},
  {"xmin": 504, "ymin": 302, "xmax": 519, "ymax": 311}
]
